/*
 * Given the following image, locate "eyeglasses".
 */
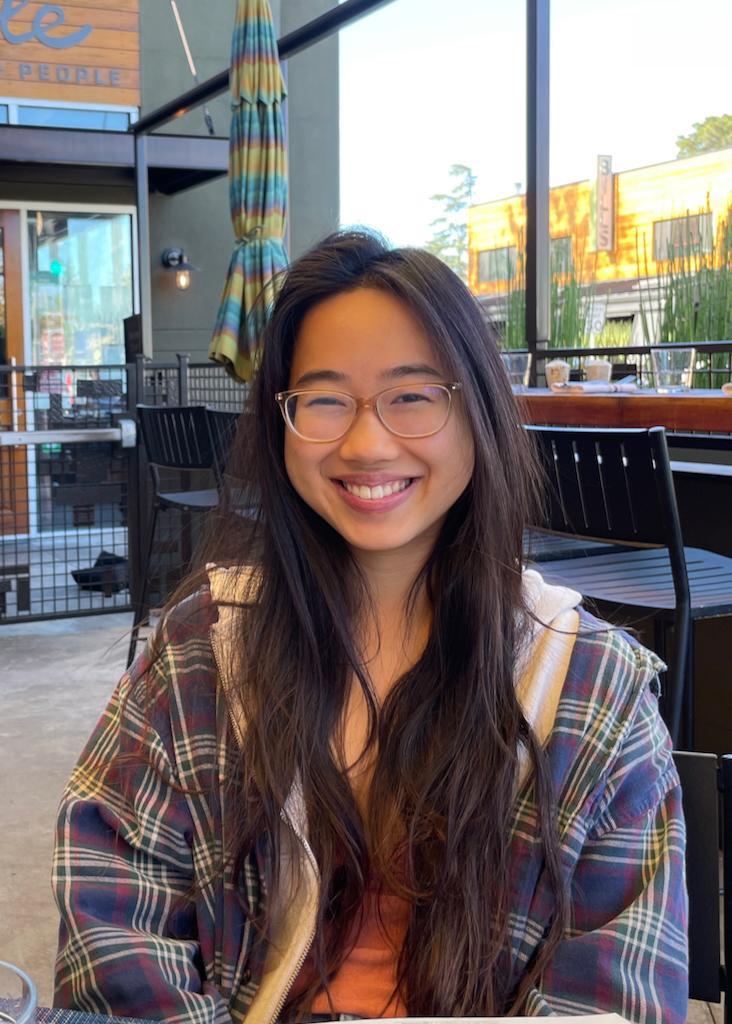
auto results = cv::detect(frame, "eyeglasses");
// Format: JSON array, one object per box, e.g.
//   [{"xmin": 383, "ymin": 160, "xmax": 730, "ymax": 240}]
[{"xmin": 275, "ymin": 381, "xmax": 462, "ymax": 443}]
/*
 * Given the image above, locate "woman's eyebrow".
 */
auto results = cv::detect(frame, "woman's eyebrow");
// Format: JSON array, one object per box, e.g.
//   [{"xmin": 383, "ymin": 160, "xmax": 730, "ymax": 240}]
[
  {"xmin": 293, "ymin": 363, "xmax": 443, "ymax": 387},
  {"xmin": 293, "ymin": 369, "xmax": 347, "ymax": 387},
  {"xmin": 383, "ymin": 363, "xmax": 443, "ymax": 379}
]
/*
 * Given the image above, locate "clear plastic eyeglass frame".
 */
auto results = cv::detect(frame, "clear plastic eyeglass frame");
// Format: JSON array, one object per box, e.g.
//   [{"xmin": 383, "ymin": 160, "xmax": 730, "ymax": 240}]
[{"xmin": 275, "ymin": 381, "xmax": 462, "ymax": 443}]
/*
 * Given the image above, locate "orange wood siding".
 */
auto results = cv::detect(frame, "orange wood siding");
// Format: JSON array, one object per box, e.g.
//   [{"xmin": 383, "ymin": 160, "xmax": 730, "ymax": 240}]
[
  {"xmin": 0, "ymin": 0, "xmax": 139, "ymax": 106},
  {"xmin": 469, "ymin": 149, "xmax": 732, "ymax": 297}
]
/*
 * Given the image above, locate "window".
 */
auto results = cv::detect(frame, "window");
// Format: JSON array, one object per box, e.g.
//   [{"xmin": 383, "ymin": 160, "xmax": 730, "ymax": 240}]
[
  {"xmin": 17, "ymin": 107, "xmax": 130, "ymax": 131},
  {"xmin": 551, "ymin": 236, "xmax": 573, "ymax": 274},
  {"xmin": 653, "ymin": 213, "xmax": 713, "ymax": 262},
  {"xmin": 27, "ymin": 211, "xmax": 134, "ymax": 365},
  {"xmin": 478, "ymin": 246, "xmax": 518, "ymax": 283},
  {"xmin": 0, "ymin": 105, "xmax": 7, "ymax": 125}
]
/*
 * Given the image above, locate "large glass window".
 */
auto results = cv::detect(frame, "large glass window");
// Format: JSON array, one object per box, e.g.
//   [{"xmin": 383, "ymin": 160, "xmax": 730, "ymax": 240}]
[
  {"xmin": 27, "ymin": 211, "xmax": 134, "ymax": 366},
  {"xmin": 0, "ymin": 228, "xmax": 5, "ymax": 363},
  {"xmin": 546, "ymin": 0, "xmax": 731, "ymax": 347},
  {"xmin": 340, "ymin": 0, "xmax": 525, "ymax": 288},
  {"xmin": 17, "ymin": 107, "xmax": 130, "ymax": 131}
]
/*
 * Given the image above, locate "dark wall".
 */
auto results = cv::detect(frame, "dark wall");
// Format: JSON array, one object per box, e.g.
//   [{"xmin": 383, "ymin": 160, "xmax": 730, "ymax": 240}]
[{"xmin": 139, "ymin": 0, "xmax": 235, "ymax": 359}]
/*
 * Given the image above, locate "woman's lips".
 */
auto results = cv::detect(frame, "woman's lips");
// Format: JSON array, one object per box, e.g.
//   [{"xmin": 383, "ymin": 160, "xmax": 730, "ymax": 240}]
[{"xmin": 332, "ymin": 476, "xmax": 417, "ymax": 512}]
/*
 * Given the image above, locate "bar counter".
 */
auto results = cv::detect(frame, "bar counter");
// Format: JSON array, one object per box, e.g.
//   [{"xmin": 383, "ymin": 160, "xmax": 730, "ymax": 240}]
[{"xmin": 519, "ymin": 388, "xmax": 732, "ymax": 433}]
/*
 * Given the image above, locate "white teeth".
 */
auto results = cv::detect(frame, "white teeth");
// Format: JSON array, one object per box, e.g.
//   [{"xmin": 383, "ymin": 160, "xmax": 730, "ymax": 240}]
[{"xmin": 342, "ymin": 479, "xmax": 411, "ymax": 500}]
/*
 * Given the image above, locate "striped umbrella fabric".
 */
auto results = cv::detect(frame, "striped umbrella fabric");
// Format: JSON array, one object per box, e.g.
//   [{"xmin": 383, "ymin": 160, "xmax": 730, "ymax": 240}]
[{"xmin": 209, "ymin": 0, "xmax": 287, "ymax": 381}]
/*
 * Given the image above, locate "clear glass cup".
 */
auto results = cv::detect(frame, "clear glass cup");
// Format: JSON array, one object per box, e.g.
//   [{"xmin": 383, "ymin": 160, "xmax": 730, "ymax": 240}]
[
  {"xmin": 585, "ymin": 358, "xmax": 612, "ymax": 382},
  {"xmin": 650, "ymin": 346, "xmax": 696, "ymax": 393},
  {"xmin": 0, "ymin": 961, "xmax": 37, "ymax": 1024},
  {"xmin": 501, "ymin": 351, "xmax": 532, "ymax": 392}
]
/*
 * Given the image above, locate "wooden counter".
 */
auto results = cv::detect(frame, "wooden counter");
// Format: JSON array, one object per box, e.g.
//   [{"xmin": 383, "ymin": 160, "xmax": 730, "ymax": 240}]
[{"xmin": 519, "ymin": 389, "xmax": 732, "ymax": 434}]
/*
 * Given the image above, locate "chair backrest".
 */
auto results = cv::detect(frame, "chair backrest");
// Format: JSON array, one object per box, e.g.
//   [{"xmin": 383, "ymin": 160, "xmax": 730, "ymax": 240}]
[
  {"xmin": 673, "ymin": 751, "xmax": 731, "ymax": 1020},
  {"xmin": 526, "ymin": 425, "xmax": 685, "ymax": 550},
  {"xmin": 206, "ymin": 408, "xmax": 240, "ymax": 488},
  {"xmin": 136, "ymin": 405, "xmax": 215, "ymax": 473}
]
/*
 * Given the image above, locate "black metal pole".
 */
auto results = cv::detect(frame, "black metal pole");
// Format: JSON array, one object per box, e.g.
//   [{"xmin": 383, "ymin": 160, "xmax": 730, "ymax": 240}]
[
  {"xmin": 131, "ymin": 0, "xmax": 398, "ymax": 137},
  {"xmin": 134, "ymin": 135, "xmax": 153, "ymax": 357},
  {"xmin": 525, "ymin": 0, "xmax": 551, "ymax": 384}
]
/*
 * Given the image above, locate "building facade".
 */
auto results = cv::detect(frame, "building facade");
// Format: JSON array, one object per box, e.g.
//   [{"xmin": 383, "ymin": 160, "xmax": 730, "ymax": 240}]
[{"xmin": 468, "ymin": 148, "xmax": 732, "ymax": 343}]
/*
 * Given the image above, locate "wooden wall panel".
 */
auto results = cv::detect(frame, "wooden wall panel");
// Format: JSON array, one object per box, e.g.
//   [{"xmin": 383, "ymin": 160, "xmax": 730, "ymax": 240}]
[{"xmin": 0, "ymin": 0, "xmax": 140, "ymax": 106}]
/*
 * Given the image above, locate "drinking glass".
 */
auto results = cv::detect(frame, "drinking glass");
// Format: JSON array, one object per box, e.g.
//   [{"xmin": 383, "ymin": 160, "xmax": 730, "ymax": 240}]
[
  {"xmin": 650, "ymin": 347, "xmax": 696, "ymax": 393},
  {"xmin": 0, "ymin": 962, "xmax": 36, "ymax": 1024},
  {"xmin": 501, "ymin": 352, "xmax": 532, "ymax": 392}
]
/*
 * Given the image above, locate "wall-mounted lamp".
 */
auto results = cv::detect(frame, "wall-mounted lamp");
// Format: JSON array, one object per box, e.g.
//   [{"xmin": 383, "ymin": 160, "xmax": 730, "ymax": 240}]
[{"xmin": 162, "ymin": 247, "xmax": 198, "ymax": 290}]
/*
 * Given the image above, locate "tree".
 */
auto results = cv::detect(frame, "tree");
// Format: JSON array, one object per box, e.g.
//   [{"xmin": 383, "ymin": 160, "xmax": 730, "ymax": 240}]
[
  {"xmin": 425, "ymin": 163, "xmax": 477, "ymax": 281},
  {"xmin": 676, "ymin": 114, "xmax": 732, "ymax": 158}
]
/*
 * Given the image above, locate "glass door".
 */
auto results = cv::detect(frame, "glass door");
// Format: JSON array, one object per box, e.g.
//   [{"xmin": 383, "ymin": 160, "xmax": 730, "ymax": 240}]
[{"xmin": 0, "ymin": 210, "xmax": 29, "ymax": 536}]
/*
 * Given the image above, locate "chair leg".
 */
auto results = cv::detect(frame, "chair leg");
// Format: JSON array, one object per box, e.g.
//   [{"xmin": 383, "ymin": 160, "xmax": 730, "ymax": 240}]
[
  {"xmin": 682, "ymin": 624, "xmax": 696, "ymax": 751},
  {"xmin": 127, "ymin": 503, "xmax": 158, "ymax": 668},
  {"xmin": 665, "ymin": 611, "xmax": 691, "ymax": 750}
]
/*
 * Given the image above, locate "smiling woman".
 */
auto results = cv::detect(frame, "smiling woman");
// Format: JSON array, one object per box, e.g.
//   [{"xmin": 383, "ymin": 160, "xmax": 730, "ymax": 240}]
[{"xmin": 53, "ymin": 230, "xmax": 688, "ymax": 1024}]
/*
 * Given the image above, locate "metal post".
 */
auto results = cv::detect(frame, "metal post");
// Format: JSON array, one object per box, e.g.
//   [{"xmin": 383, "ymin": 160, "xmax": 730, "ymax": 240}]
[
  {"xmin": 177, "ymin": 353, "xmax": 190, "ymax": 406},
  {"xmin": 526, "ymin": 0, "xmax": 551, "ymax": 384},
  {"xmin": 135, "ymin": 134, "xmax": 153, "ymax": 358}
]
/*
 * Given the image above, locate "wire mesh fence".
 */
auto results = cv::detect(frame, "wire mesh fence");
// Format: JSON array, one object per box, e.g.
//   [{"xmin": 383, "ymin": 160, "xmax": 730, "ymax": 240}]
[{"xmin": 0, "ymin": 364, "xmax": 131, "ymax": 622}]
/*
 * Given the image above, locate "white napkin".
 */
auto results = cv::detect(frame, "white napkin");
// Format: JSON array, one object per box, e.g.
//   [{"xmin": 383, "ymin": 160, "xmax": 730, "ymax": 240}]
[{"xmin": 550, "ymin": 381, "xmax": 638, "ymax": 394}]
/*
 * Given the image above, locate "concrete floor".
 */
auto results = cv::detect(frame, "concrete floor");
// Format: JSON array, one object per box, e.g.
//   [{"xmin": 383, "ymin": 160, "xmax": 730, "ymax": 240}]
[
  {"xmin": 0, "ymin": 611, "xmax": 723, "ymax": 1022},
  {"xmin": 1, "ymin": 611, "xmax": 132, "ymax": 1008}
]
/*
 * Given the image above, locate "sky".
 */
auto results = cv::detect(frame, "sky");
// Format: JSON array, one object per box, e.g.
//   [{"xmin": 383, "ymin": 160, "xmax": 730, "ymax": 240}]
[{"xmin": 338, "ymin": 0, "xmax": 732, "ymax": 247}]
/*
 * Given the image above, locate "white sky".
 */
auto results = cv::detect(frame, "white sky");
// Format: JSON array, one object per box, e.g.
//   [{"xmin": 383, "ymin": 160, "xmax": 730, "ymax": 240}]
[{"xmin": 338, "ymin": 0, "xmax": 732, "ymax": 247}]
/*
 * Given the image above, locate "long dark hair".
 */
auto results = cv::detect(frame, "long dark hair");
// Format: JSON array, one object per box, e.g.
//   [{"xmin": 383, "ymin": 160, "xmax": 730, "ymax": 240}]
[{"xmin": 197, "ymin": 230, "xmax": 567, "ymax": 1015}]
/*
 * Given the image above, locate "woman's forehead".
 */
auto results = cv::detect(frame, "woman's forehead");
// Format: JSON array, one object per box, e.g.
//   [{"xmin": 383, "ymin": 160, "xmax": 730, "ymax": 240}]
[{"xmin": 290, "ymin": 287, "xmax": 445, "ymax": 381}]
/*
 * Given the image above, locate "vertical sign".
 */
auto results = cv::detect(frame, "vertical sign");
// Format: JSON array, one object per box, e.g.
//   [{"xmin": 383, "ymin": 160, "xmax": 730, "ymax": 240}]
[{"xmin": 590, "ymin": 154, "xmax": 614, "ymax": 252}]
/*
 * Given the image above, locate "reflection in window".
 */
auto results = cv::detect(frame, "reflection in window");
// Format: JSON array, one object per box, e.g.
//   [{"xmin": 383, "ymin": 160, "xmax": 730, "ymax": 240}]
[
  {"xmin": 653, "ymin": 212, "xmax": 713, "ymax": 261},
  {"xmin": 27, "ymin": 211, "xmax": 134, "ymax": 366},
  {"xmin": 551, "ymin": 236, "xmax": 574, "ymax": 275},
  {"xmin": 478, "ymin": 246, "xmax": 518, "ymax": 283},
  {"xmin": 17, "ymin": 107, "xmax": 130, "ymax": 131}
]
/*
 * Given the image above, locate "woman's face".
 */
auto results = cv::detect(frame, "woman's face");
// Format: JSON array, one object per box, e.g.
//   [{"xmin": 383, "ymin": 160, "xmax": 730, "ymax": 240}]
[{"xmin": 284, "ymin": 287, "xmax": 475, "ymax": 565}]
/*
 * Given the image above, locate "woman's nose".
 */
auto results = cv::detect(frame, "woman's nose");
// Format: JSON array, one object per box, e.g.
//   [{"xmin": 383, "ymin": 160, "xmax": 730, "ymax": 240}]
[{"xmin": 337, "ymin": 404, "xmax": 400, "ymax": 461}]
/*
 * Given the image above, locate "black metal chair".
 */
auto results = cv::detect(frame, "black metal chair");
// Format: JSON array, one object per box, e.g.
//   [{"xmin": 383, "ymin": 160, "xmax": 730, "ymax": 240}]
[
  {"xmin": 206, "ymin": 407, "xmax": 240, "ymax": 501},
  {"xmin": 526, "ymin": 425, "xmax": 732, "ymax": 747},
  {"xmin": 127, "ymin": 405, "xmax": 220, "ymax": 667},
  {"xmin": 674, "ymin": 751, "xmax": 731, "ymax": 1023}
]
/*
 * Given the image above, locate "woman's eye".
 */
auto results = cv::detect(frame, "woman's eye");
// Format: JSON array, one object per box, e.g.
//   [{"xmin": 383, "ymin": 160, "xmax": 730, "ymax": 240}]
[
  {"xmin": 392, "ymin": 390, "xmax": 430, "ymax": 404},
  {"xmin": 304, "ymin": 394, "xmax": 347, "ymax": 408}
]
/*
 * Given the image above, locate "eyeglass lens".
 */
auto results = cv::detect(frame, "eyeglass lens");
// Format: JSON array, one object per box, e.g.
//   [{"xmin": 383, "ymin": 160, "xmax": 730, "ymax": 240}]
[{"xmin": 285, "ymin": 384, "xmax": 452, "ymax": 441}]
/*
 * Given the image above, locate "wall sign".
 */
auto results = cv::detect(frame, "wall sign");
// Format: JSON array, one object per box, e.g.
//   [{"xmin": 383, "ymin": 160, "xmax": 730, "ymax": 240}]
[
  {"xmin": 0, "ymin": 0, "xmax": 139, "ymax": 105},
  {"xmin": 590, "ymin": 154, "xmax": 614, "ymax": 252}
]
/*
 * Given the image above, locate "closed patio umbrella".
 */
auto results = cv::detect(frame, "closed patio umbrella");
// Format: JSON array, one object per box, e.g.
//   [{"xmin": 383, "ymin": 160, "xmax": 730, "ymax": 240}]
[{"xmin": 209, "ymin": 0, "xmax": 287, "ymax": 381}]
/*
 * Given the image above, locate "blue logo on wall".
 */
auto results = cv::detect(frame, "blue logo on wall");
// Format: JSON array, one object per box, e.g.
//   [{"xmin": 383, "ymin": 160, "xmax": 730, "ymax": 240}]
[{"xmin": 0, "ymin": 0, "xmax": 92, "ymax": 49}]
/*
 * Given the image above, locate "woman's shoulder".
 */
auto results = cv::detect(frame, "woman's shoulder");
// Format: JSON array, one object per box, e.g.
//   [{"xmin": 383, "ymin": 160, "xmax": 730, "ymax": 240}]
[
  {"xmin": 546, "ymin": 609, "xmax": 671, "ymax": 813},
  {"xmin": 562, "ymin": 608, "xmax": 665, "ymax": 724}
]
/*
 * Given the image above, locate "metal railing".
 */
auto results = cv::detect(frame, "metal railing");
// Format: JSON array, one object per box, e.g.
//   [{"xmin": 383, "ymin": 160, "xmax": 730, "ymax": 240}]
[{"xmin": 0, "ymin": 356, "xmax": 245, "ymax": 624}]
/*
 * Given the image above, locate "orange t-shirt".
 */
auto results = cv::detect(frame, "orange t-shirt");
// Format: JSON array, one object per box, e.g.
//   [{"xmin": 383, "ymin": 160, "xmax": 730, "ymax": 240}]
[{"xmin": 288, "ymin": 877, "xmax": 410, "ymax": 1018}]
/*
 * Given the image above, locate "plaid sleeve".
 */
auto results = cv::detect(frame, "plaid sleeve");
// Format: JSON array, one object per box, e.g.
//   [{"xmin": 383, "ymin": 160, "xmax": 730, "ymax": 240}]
[
  {"xmin": 53, "ymin": 653, "xmax": 233, "ymax": 1024},
  {"xmin": 523, "ymin": 683, "xmax": 688, "ymax": 1024}
]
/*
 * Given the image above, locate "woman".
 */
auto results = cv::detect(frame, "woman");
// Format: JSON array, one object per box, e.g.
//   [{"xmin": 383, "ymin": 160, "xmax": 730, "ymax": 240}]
[{"xmin": 54, "ymin": 230, "xmax": 687, "ymax": 1024}]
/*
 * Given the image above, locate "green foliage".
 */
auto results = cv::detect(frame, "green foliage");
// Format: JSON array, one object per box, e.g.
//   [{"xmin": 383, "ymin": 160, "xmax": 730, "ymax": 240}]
[
  {"xmin": 425, "ymin": 163, "xmax": 477, "ymax": 281},
  {"xmin": 487, "ymin": 231, "xmax": 600, "ymax": 349},
  {"xmin": 676, "ymin": 114, "xmax": 732, "ymax": 158},
  {"xmin": 637, "ymin": 204, "xmax": 732, "ymax": 344}
]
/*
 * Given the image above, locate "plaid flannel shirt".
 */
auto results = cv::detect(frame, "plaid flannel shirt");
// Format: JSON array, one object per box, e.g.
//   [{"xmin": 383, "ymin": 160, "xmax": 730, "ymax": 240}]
[{"xmin": 53, "ymin": 586, "xmax": 687, "ymax": 1024}]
